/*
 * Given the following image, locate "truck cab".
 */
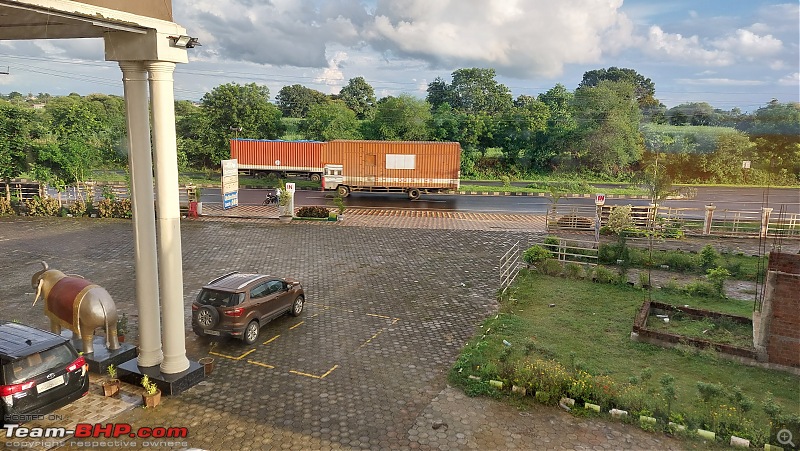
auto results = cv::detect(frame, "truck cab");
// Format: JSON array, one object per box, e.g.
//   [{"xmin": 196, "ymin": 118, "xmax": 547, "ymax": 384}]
[{"xmin": 322, "ymin": 164, "xmax": 345, "ymax": 196}]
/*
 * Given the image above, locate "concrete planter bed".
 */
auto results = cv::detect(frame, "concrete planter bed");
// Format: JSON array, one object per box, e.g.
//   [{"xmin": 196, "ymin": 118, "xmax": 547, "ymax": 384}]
[{"xmin": 632, "ymin": 301, "xmax": 757, "ymax": 361}]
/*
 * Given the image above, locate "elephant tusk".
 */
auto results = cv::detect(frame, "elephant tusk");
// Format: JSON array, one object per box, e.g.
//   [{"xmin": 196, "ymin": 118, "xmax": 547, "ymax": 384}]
[
  {"xmin": 33, "ymin": 279, "xmax": 43, "ymax": 306},
  {"xmin": 40, "ymin": 261, "xmax": 48, "ymax": 270}
]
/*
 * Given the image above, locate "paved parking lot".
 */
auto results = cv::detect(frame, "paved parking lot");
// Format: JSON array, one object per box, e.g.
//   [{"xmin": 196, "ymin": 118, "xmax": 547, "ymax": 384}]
[{"xmin": 0, "ymin": 215, "xmax": 683, "ymax": 450}]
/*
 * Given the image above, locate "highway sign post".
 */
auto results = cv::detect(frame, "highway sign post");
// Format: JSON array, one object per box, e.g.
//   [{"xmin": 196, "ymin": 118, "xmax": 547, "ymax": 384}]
[{"xmin": 594, "ymin": 194, "xmax": 605, "ymax": 242}]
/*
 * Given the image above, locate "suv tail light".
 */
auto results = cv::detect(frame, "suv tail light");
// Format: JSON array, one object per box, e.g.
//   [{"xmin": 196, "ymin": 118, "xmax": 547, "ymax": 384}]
[
  {"xmin": 0, "ymin": 380, "xmax": 35, "ymax": 396},
  {"xmin": 224, "ymin": 308, "xmax": 244, "ymax": 317},
  {"xmin": 67, "ymin": 355, "xmax": 87, "ymax": 375}
]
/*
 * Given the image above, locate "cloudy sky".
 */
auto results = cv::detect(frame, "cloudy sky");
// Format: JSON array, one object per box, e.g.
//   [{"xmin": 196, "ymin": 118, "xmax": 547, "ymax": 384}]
[{"xmin": 0, "ymin": 0, "xmax": 798, "ymax": 112}]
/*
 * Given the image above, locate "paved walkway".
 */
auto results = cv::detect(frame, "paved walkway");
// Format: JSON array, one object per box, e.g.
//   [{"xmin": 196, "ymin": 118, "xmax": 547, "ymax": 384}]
[{"xmin": 0, "ymin": 210, "xmax": 723, "ymax": 451}]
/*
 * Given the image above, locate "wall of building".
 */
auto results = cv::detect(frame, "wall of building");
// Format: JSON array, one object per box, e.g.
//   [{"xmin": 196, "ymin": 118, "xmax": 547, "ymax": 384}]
[{"xmin": 762, "ymin": 252, "xmax": 800, "ymax": 367}]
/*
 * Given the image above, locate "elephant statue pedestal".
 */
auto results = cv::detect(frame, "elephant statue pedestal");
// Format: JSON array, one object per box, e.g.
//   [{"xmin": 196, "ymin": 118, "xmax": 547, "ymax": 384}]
[
  {"xmin": 117, "ymin": 358, "xmax": 205, "ymax": 396},
  {"xmin": 62, "ymin": 331, "xmax": 138, "ymax": 375}
]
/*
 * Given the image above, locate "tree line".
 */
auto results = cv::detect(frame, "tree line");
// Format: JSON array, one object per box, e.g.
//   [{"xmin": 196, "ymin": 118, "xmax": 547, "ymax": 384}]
[{"xmin": 1, "ymin": 67, "xmax": 798, "ymax": 190}]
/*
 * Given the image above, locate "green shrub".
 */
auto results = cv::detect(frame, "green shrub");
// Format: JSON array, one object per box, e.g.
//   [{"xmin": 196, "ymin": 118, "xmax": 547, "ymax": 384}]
[
  {"xmin": 68, "ymin": 199, "xmax": 87, "ymax": 217},
  {"xmin": 564, "ymin": 263, "xmax": 584, "ymax": 279},
  {"xmin": 592, "ymin": 265, "xmax": 618, "ymax": 284},
  {"xmin": 539, "ymin": 259, "xmax": 562, "ymax": 276},
  {"xmin": 522, "ymin": 245, "xmax": 552, "ymax": 265},
  {"xmin": 24, "ymin": 196, "xmax": 60, "ymax": 216},
  {"xmin": 296, "ymin": 206, "xmax": 331, "ymax": 218},
  {"xmin": 500, "ymin": 175, "xmax": 511, "ymax": 188},
  {"xmin": 706, "ymin": 266, "xmax": 731, "ymax": 297},
  {"xmin": 684, "ymin": 281, "xmax": 716, "ymax": 297},
  {"xmin": 96, "ymin": 198, "xmax": 114, "ymax": 218},
  {"xmin": 112, "ymin": 198, "xmax": 132, "ymax": 218},
  {"xmin": 0, "ymin": 198, "xmax": 13, "ymax": 216},
  {"xmin": 699, "ymin": 244, "xmax": 719, "ymax": 269},
  {"xmin": 543, "ymin": 235, "xmax": 560, "ymax": 251},
  {"xmin": 662, "ymin": 251, "xmax": 697, "ymax": 272}
]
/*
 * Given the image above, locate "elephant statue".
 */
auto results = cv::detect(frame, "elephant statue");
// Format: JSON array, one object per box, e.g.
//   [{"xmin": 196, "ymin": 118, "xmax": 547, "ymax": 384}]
[{"xmin": 32, "ymin": 261, "xmax": 120, "ymax": 354}]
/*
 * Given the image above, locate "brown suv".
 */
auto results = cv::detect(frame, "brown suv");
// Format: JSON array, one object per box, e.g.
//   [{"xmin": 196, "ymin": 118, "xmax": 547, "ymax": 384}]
[{"xmin": 191, "ymin": 272, "xmax": 305, "ymax": 344}]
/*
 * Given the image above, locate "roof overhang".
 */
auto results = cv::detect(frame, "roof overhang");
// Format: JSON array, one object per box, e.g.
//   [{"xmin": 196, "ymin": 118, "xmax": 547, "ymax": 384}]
[{"xmin": 0, "ymin": 0, "xmax": 189, "ymax": 62}]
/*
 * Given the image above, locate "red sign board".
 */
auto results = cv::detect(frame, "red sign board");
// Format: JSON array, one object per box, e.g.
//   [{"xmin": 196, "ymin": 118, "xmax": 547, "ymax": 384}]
[{"xmin": 595, "ymin": 194, "xmax": 606, "ymax": 206}]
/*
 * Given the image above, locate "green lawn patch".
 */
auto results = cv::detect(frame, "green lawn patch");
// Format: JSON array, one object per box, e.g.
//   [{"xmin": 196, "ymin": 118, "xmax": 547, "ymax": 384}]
[{"xmin": 450, "ymin": 270, "xmax": 799, "ymax": 447}]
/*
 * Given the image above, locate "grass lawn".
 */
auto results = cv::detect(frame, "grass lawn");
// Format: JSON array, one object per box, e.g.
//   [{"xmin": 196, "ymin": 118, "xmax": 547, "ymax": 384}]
[{"xmin": 450, "ymin": 270, "xmax": 799, "ymax": 446}]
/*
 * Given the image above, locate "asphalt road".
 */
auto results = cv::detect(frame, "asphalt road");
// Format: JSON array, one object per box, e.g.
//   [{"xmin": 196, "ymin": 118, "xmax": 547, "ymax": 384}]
[{"xmin": 205, "ymin": 186, "xmax": 799, "ymax": 215}]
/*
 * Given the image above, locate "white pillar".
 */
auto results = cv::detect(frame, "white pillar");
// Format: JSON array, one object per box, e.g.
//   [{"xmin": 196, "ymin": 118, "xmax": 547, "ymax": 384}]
[
  {"xmin": 760, "ymin": 207, "xmax": 773, "ymax": 238},
  {"xmin": 147, "ymin": 61, "xmax": 190, "ymax": 375},
  {"xmin": 703, "ymin": 205, "xmax": 716, "ymax": 235},
  {"xmin": 119, "ymin": 61, "xmax": 163, "ymax": 367}
]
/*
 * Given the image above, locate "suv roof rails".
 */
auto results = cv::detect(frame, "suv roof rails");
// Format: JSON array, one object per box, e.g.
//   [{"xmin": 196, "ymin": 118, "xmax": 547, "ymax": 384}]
[{"xmin": 207, "ymin": 271, "xmax": 239, "ymax": 285}]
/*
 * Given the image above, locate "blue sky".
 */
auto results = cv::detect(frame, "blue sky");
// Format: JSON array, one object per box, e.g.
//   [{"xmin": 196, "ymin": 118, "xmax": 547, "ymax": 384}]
[{"xmin": 0, "ymin": 0, "xmax": 797, "ymax": 113}]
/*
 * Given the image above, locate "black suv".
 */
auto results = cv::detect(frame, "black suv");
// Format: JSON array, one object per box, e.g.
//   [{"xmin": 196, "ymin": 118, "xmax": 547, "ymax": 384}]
[
  {"xmin": 191, "ymin": 272, "xmax": 305, "ymax": 344},
  {"xmin": 0, "ymin": 321, "xmax": 89, "ymax": 423}
]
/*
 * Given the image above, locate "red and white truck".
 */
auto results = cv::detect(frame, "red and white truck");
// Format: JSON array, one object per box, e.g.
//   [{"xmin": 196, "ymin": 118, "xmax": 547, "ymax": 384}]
[{"xmin": 230, "ymin": 139, "xmax": 461, "ymax": 199}]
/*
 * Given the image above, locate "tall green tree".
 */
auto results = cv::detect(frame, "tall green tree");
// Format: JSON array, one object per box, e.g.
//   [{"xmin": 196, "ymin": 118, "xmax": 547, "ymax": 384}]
[
  {"xmin": 533, "ymin": 84, "xmax": 578, "ymax": 171},
  {"xmin": 745, "ymin": 100, "xmax": 800, "ymax": 182},
  {"xmin": 300, "ymin": 101, "xmax": 361, "ymax": 141},
  {"xmin": 0, "ymin": 100, "xmax": 39, "ymax": 187},
  {"xmin": 200, "ymin": 83, "xmax": 284, "ymax": 166},
  {"xmin": 493, "ymin": 98, "xmax": 549, "ymax": 164},
  {"xmin": 364, "ymin": 95, "xmax": 432, "ymax": 141},
  {"xmin": 338, "ymin": 77, "xmax": 376, "ymax": 119},
  {"xmin": 578, "ymin": 67, "xmax": 657, "ymax": 110},
  {"xmin": 276, "ymin": 84, "xmax": 329, "ymax": 118},
  {"xmin": 570, "ymin": 81, "xmax": 643, "ymax": 176},
  {"xmin": 444, "ymin": 68, "xmax": 513, "ymax": 115}
]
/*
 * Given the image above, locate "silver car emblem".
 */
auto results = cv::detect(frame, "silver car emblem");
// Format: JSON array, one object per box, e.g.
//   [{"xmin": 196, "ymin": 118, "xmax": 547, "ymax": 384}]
[{"xmin": 47, "ymin": 372, "xmax": 56, "ymax": 380}]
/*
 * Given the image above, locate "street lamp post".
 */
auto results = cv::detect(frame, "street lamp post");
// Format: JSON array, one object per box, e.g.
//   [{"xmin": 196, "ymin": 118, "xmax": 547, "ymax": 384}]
[{"xmin": 229, "ymin": 126, "xmax": 242, "ymax": 140}]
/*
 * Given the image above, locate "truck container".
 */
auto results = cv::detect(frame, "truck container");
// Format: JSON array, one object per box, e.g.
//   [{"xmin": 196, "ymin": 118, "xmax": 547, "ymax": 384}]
[
  {"xmin": 230, "ymin": 139, "xmax": 324, "ymax": 181},
  {"xmin": 321, "ymin": 140, "xmax": 461, "ymax": 199}
]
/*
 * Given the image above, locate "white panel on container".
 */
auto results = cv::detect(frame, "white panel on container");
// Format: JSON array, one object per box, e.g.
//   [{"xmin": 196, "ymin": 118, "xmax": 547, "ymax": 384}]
[{"xmin": 386, "ymin": 154, "xmax": 415, "ymax": 170}]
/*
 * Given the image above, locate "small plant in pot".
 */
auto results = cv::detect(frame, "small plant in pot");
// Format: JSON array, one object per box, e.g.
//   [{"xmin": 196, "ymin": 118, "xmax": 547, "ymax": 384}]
[
  {"xmin": 116, "ymin": 313, "xmax": 128, "ymax": 343},
  {"xmin": 333, "ymin": 195, "xmax": 346, "ymax": 220},
  {"xmin": 141, "ymin": 375, "xmax": 161, "ymax": 408},
  {"xmin": 103, "ymin": 364, "xmax": 121, "ymax": 397}
]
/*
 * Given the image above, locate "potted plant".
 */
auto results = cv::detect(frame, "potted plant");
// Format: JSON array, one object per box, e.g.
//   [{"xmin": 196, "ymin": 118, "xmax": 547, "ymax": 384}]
[
  {"xmin": 333, "ymin": 195, "xmax": 346, "ymax": 221},
  {"xmin": 141, "ymin": 375, "xmax": 161, "ymax": 408},
  {"xmin": 278, "ymin": 189, "xmax": 293, "ymax": 223},
  {"xmin": 116, "ymin": 313, "xmax": 128, "ymax": 343},
  {"xmin": 103, "ymin": 364, "xmax": 120, "ymax": 397}
]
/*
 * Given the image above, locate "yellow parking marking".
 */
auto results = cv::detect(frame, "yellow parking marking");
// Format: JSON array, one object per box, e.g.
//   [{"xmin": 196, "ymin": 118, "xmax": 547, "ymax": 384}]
[
  {"xmin": 358, "ymin": 318, "xmax": 400, "ymax": 349},
  {"xmin": 289, "ymin": 321, "xmax": 304, "ymax": 330},
  {"xmin": 247, "ymin": 360, "xmax": 275, "ymax": 369},
  {"xmin": 289, "ymin": 365, "xmax": 339, "ymax": 379},
  {"xmin": 209, "ymin": 348, "xmax": 256, "ymax": 361},
  {"xmin": 366, "ymin": 313, "xmax": 392, "ymax": 319},
  {"xmin": 262, "ymin": 334, "xmax": 280, "ymax": 345}
]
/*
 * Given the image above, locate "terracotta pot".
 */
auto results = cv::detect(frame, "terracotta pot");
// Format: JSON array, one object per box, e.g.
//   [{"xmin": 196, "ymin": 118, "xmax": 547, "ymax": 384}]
[
  {"xmin": 142, "ymin": 390, "xmax": 161, "ymax": 408},
  {"xmin": 103, "ymin": 380, "xmax": 120, "ymax": 397},
  {"xmin": 199, "ymin": 357, "xmax": 214, "ymax": 376}
]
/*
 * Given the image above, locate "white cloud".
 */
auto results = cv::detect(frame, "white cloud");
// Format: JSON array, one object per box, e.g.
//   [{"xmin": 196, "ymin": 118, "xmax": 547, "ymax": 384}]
[
  {"xmin": 314, "ymin": 51, "xmax": 348, "ymax": 92},
  {"xmin": 712, "ymin": 29, "xmax": 782, "ymax": 59},
  {"xmin": 173, "ymin": 0, "xmax": 635, "ymax": 79},
  {"xmin": 777, "ymin": 72, "xmax": 799, "ymax": 87},
  {"xmin": 644, "ymin": 26, "xmax": 732, "ymax": 66},
  {"xmin": 365, "ymin": 0, "xmax": 635, "ymax": 78}
]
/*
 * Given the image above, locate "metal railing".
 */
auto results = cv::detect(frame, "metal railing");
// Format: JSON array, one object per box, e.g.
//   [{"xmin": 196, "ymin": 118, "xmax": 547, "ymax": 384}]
[
  {"xmin": 547, "ymin": 203, "xmax": 799, "ymax": 238},
  {"xmin": 499, "ymin": 240, "xmax": 521, "ymax": 294}
]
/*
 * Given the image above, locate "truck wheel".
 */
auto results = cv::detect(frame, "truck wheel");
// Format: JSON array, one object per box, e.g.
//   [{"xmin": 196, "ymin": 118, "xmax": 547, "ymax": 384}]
[
  {"xmin": 408, "ymin": 188, "xmax": 421, "ymax": 200},
  {"xmin": 337, "ymin": 186, "xmax": 350, "ymax": 197},
  {"xmin": 310, "ymin": 173, "xmax": 321, "ymax": 182}
]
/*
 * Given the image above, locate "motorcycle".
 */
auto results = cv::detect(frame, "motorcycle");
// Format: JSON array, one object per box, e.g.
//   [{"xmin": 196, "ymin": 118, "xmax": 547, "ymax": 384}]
[{"xmin": 262, "ymin": 192, "xmax": 279, "ymax": 205}]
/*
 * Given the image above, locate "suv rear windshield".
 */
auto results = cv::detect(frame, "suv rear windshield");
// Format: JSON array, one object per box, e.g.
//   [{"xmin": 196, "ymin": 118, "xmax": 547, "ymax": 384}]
[
  {"xmin": 2, "ymin": 344, "xmax": 76, "ymax": 384},
  {"xmin": 197, "ymin": 289, "xmax": 245, "ymax": 308}
]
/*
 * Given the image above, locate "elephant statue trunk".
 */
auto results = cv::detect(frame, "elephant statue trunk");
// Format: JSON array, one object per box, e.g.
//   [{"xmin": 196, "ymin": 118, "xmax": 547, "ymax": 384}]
[{"xmin": 31, "ymin": 261, "xmax": 121, "ymax": 354}]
